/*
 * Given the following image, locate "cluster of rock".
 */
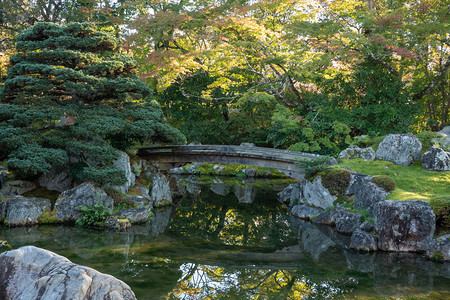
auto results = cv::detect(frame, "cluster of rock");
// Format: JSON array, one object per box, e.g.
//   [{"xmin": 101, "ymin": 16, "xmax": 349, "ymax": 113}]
[
  {"xmin": 0, "ymin": 150, "xmax": 174, "ymax": 228},
  {"xmin": 339, "ymin": 132, "xmax": 450, "ymax": 171},
  {"xmin": 284, "ymin": 177, "xmax": 449, "ymax": 261}
]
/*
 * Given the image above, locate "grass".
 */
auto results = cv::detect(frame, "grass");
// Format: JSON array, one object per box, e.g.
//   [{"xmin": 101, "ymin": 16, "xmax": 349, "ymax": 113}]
[{"xmin": 339, "ymin": 158, "xmax": 450, "ymax": 202}]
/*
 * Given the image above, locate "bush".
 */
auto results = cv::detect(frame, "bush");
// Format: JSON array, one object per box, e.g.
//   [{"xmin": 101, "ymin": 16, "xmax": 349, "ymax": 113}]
[
  {"xmin": 316, "ymin": 167, "xmax": 351, "ymax": 197},
  {"xmin": 75, "ymin": 203, "xmax": 111, "ymax": 227},
  {"xmin": 296, "ymin": 156, "xmax": 332, "ymax": 177},
  {"xmin": 371, "ymin": 175, "xmax": 396, "ymax": 192}
]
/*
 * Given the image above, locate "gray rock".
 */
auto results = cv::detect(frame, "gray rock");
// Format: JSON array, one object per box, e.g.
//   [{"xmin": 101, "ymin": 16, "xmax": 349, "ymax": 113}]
[
  {"xmin": 111, "ymin": 150, "xmax": 135, "ymax": 193},
  {"xmin": 210, "ymin": 179, "xmax": 230, "ymax": 196},
  {"xmin": 1, "ymin": 197, "xmax": 51, "ymax": 226},
  {"xmin": 185, "ymin": 162, "xmax": 202, "ymax": 174},
  {"xmin": 278, "ymin": 176, "xmax": 336, "ymax": 209},
  {"xmin": 151, "ymin": 173, "xmax": 172, "ymax": 207},
  {"xmin": 376, "ymin": 200, "xmax": 435, "ymax": 252},
  {"xmin": 136, "ymin": 186, "xmax": 150, "ymax": 198},
  {"xmin": 117, "ymin": 207, "xmax": 151, "ymax": 224},
  {"xmin": 338, "ymin": 146, "xmax": 376, "ymax": 161},
  {"xmin": 350, "ymin": 229, "xmax": 378, "ymax": 251},
  {"xmin": 336, "ymin": 212, "xmax": 362, "ymax": 235},
  {"xmin": 438, "ymin": 126, "xmax": 450, "ymax": 136},
  {"xmin": 359, "ymin": 221, "xmax": 377, "ymax": 234},
  {"xmin": 0, "ymin": 246, "xmax": 136, "ymax": 299},
  {"xmin": 54, "ymin": 182, "xmax": 114, "ymax": 222},
  {"xmin": 421, "ymin": 146, "xmax": 450, "ymax": 171},
  {"xmin": 38, "ymin": 166, "xmax": 73, "ymax": 192},
  {"xmin": 0, "ymin": 180, "xmax": 36, "ymax": 195},
  {"xmin": 123, "ymin": 195, "xmax": 151, "ymax": 208},
  {"xmin": 0, "ymin": 171, "xmax": 6, "ymax": 189},
  {"xmin": 242, "ymin": 168, "xmax": 257, "ymax": 177},
  {"xmin": 426, "ymin": 234, "xmax": 450, "ymax": 261},
  {"xmin": 346, "ymin": 173, "xmax": 388, "ymax": 214},
  {"xmin": 313, "ymin": 207, "xmax": 347, "ymax": 225},
  {"xmin": 375, "ymin": 134, "xmax": 422, "ymax": 166},
  {"xmin": 291, "ymin": 205, "xmax": 322, "ymax": 220},
  {"xmin": 234, "ymin": 183, "xmax": 256, "ymax": 203},
  {"xmin": 213, "ymin": 165, "xmax": 225, "ymax": 174}
]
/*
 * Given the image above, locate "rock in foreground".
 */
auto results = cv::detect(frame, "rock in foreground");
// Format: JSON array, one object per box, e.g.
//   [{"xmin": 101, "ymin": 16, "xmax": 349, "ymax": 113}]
[
  {"xmin": 0, "ymin": 246, "xmax": 136, "ymax": 300},
  {"xmin": 376, "ymin": 200, "xmax": 435, "ymax": 252},
  {"xmin": 1, "ymin": 196, "xmax": 51, "ymax": 226}
]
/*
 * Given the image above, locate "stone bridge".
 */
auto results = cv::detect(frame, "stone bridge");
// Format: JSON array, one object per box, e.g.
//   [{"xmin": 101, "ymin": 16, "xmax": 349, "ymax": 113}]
[{"xmin": 136, "ymin": 144, "xmax": 334, "ymax": 179}]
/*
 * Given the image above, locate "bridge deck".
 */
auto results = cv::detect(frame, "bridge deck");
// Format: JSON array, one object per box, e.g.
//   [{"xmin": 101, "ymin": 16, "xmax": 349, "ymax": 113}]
[{"xmin": 137, "ymin": 145, "xmax": 330, "ymax": 178}]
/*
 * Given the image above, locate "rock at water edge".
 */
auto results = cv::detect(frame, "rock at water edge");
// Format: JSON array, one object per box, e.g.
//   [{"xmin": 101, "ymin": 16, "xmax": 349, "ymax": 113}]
[{"xmin": 0, "ymin": 246, "xmax": 136, "ymax": 299}]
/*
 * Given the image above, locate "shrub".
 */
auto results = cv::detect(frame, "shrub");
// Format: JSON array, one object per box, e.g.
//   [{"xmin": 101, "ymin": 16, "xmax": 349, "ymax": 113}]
[
  {"xmin": 316, "ymin": 167, "xmax": 351, "ymax": 197},
  {"xmin": 296, "ymin": 156, "xmax": 332, "ymax": 177},
  {"xmin": 75, "ymin": 203, "xmax": 111, "ymax": 227},
  {"xmin": 371, "ymin": 175, "xmax": 396, "ymax": 192}
]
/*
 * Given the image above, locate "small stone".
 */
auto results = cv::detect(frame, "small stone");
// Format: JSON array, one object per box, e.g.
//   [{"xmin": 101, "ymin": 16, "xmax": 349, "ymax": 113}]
[
  {"xmin": 338, "ymin": 146, "xmax": 376, "ymax": 161},
  {"xmin": 242, "ymin": 168, "xmax": 257, "ymax": 177},
  {"xmin": 426, "ymin": 234, "xmax": 450, "ymax": 261},
  {"xmin": 116, "ymin": 207, "xmax": 151, "ymax": 224},
  {"xmin": 0, "ymin": 180, "xmax": 36, "ymax": 195},
  {"xmin": 313, "ymin": 207, "xmax": 346, "ymax": 225},
  {"xmin": 421, "ymin": 146, "xmax": 450, "ymax": 171},
  {"xmin": 104, "ymin": 217, "xmax": 131, "ymax": 231}
]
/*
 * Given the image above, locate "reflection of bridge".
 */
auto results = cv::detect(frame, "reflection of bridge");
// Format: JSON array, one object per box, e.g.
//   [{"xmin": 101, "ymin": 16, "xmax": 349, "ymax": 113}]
[{"xmin": 137, "ymin": 144, "xmax": 332, "ymax": 179}]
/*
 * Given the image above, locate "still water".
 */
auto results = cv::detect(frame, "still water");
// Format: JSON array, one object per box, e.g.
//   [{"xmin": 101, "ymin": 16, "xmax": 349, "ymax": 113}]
[{"xmin": 1, "ymin": 176, "xmax": 449, "ymax": 299}]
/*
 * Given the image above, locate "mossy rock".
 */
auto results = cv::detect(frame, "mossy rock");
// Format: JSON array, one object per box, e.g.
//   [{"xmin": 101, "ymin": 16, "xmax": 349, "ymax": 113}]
[
  {"xmin": 315, "ymin": 167, "xmax": 351, "ymax": 197},
  {"xmin": 430, "ymin": 197, "xmax": 450, "ymax": 230},
  {"xmin": 371, "ymin": 175, "xmax": 396, "ymax": 192},
  {"xmin": 37, "ymin": 209, "xmax": 60, "ymax": 224}
]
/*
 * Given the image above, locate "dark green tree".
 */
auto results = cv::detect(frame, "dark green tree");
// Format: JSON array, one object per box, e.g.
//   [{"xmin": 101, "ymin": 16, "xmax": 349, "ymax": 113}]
[{"xmin": 0, "ymin": 22, "xmax": 184, "ymax": 184}]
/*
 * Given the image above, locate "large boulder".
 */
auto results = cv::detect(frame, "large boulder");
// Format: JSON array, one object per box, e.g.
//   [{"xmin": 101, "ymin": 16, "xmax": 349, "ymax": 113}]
[
  {"xmin": 278, "ymin": 177, "xmax": 336, "ymax": 209},
  {"xmin": 350, "ymin": 229, "xmax": 378, "ymax": 251},
  {"xmin": 421, "ymin": 146, "xmax": 450, "ymax": 171},
  {"xmin": 338, "ymin": 146, "xmax": 376, "ymax": 161},
  {"xmin": 0, "ymin": 180, "xmax": 36, "ymax": 195},
  {"xmin": 346, "ymin": 173, "xmax": 388, "ymax": 214},
  {"xmin": 151, "ymin": 173, "xmax": 172, "ymax": 207},
  {"xmin": 438, "ymin": 126, "xmax": 450, "ymax": 136},
  {"xmin": 0, "ymin": 246, "xmax": 136, "ymax": 299},
  {"xmin": 1, "ymin": 196, "xmax": 51, "ymax": 226},
  {"xmin": 111, "ymin": 150, "xmax": 136, "ymax": 193},
  {"xmin": 54, "ymin": 182, "xmax": 114, "ymax": 222},
  {"xmin": 38, "ymin": 166, "xmax": 73, "ymax": 192},
  {"xmin": 426, "ymin": 234, "xmax": 450, "ymax": 261},
  {"xmin": 375, "ymin": 134, "xmax": 422, "ymax": 166},
  {"xmin": 376, "ymin": 200, "xmax": 435, "ymax": 252}
]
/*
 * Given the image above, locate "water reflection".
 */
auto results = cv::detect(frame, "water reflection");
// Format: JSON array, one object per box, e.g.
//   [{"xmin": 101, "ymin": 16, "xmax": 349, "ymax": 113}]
[{"xmin": 1, "ymin": 176, "xmax": 449, "ymax": 299}]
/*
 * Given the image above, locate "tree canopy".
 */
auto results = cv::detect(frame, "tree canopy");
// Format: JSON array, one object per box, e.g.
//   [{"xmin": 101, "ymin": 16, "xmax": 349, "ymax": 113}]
[{"xmin": 0, "ymin": 22, "xmax": 184, "ymax": 184}]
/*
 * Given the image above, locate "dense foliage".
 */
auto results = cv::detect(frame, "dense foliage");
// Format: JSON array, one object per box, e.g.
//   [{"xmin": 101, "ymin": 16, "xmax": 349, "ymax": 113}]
[
  {"xmin": 0, "ymin": 22, "xmax": 184, "ymax": 183},
  {"xmin": 1, "ymin": 0, "xmax": 449, "ymax": 156}
]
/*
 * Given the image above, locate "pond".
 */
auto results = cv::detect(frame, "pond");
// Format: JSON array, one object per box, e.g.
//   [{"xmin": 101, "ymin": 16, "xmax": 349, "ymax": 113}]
[{"xmin": 1, "ymin": 176, "xmax": 449, "ymax": 299}]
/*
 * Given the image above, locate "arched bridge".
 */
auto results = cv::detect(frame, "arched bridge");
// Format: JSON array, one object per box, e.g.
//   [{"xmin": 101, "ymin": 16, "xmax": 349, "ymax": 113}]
[{"xmin": 136, "ymin": 144, "xmax": 335, "ymax": 179}]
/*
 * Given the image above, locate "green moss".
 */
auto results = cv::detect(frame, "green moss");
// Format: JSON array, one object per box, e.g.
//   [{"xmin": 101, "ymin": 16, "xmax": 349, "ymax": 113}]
[
  {"xmin": 22, "ymin": 187, "xmax": 60, "ymax": 205},
  {"xmin": 315, "ymin": 167, "xmax": 351, "ymax": 197},
  {"xmin": 431, "ymin": 251, "xmax": 444, "ymax": 260},
  {"xmin": 181, "ymin": 163, "xmax": 286, "ymax": 178},
  {"xmin": 371, "ymin": 175, "xmax": 396, "ymax": 192},
  {"xmin": 37, "ymin": 209, "xmax": 60, "ymax": 224}
]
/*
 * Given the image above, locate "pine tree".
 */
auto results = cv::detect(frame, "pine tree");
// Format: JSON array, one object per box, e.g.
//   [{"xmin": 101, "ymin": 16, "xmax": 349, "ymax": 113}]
[{"xmin": 0, "ymin": 22, "xmax": 184, "ymax": 184}]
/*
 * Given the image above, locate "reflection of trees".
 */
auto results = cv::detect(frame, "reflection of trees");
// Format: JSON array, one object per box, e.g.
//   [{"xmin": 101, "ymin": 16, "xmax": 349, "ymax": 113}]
[
  {"xmin": 165, "ymin": 263, "xmax": 357, "ymax": 299},
  {"xmin": 167, "ymin": 184, "xmax": 297, "ymax": 249}
]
